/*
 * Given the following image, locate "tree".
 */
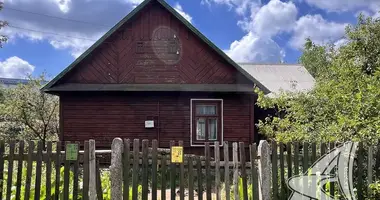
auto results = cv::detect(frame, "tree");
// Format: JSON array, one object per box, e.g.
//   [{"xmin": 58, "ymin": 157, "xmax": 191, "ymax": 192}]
[
  {"xmin": 0, "ymin": 2, "xmax": 8, "ymax": 48},
  {"xmin": 0, "ymin": 75, "xmax": 59, "ymax": 147},
  {"xmin": 255, "ymin": 14, "xmax": 380, "ymax": 144}
]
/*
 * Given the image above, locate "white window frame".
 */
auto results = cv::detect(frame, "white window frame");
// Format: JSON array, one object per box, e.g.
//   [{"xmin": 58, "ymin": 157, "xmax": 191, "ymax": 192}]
[{"xmin": 190, "ymin": 98, "xmax": 223, "ymax": 147}]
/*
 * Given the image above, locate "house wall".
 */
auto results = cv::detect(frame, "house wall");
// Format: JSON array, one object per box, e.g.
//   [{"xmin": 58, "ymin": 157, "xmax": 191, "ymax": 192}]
[{"xmin": 60, "ymin": 91, "xmax": 255, "ymax": 153}]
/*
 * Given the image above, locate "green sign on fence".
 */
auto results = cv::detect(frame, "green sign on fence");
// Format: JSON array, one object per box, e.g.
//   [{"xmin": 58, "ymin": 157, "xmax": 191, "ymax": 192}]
[{"xmin": 66, "ymin": 143, "xmax": 78, "ymax": 161}]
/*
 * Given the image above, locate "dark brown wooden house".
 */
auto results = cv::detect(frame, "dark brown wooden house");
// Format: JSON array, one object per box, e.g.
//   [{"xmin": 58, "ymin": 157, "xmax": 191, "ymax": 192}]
[{"xmin": 42, "ymin": 0, "xmax": 272, "ymax": 151}]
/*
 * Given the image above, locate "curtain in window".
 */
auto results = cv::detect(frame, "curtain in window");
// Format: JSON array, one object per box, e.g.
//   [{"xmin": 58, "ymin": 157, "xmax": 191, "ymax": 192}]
[
  {"xmin": 196, "ymin": 105, "xmax": 216, "ymax": 115},
  {"xmin": 208, "ymin": 118, "xmax": 217, "ymax": 140},
  {"xmin": 196, "ymin": 118, "xmax": 206, "ymax": 140}
]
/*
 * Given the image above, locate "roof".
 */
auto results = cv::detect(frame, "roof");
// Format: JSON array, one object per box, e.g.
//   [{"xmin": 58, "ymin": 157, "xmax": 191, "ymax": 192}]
[
  {"xmin": 238, "ymin": 63, "xmax": 315, "ymax": 94},
  {"xmin": 44, "ymin": 84, "xmax": 255, "ymax": 93},
  {"xmin": 42, "ymin": 0, "xmax": 270, "ymax": 94}
]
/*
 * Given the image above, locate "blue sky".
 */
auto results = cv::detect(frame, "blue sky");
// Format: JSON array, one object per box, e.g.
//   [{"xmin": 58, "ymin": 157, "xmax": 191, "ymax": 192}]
[{"xmin": 0, "ymin": 0, "xmax": 379, "ymax": 79}]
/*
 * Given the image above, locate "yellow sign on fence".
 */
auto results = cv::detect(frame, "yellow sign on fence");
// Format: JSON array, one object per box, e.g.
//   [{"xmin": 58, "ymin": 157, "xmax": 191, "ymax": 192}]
[{"xmin": 171, "ymin": 146, "xmax": 183, "ymax": 163}]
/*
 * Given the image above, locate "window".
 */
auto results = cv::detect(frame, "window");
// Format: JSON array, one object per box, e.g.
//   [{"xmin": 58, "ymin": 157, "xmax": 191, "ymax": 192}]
[{"xmin": 191, "ymin": 99, "xmax": 223, "ymax": 146}]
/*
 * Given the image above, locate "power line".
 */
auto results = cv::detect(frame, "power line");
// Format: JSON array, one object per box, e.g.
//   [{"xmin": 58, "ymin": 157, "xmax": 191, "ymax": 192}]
[
  {"xmin": 4, "ymin": 7, "xmax": 110, "ymax": 27},
  {"xmin": 8, "ymin": 25, "xmax": 98, "ymax": 41}
]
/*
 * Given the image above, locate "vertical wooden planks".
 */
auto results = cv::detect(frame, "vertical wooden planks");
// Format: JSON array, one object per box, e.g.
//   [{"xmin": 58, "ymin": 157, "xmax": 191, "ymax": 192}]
[
  {"xmin": 271, "ymin": 141, "xmax": 278, "ymax": 200},
  {"xmin": 223, "ymin": 142, "xmax": 230, "ymax": 200},
  {"xmin": 46, "ymin": 142, "xmax": 52, "ymax": 200},
  {"xmin": 214, "ymin": 141, "xmax": 221, "ymax": 200},
  {"xmin": 196, "ymin": 157, "xmax": 203, "ymax": 200},
  {"xmin": 0, "ymin": 141, "xmax": 4, "ymax": 200},
  {"xmin": 302, "ymin": 142, "xmax": 309, "ymax": 172},
  {"xmin": 83, "ymin": 141, "xmax": 90, "ymax": 200},
  {"xmin": 294, "ymin": 142, "xmax": 299, "ymax": 175},
  {"xmin": 169, "ymin": 140, "xmax": 176, "ymax": 200},
  {"xmin": 329, "ymin": 143, "xmax": 334, "ymax": 197},
  {"xmin": 96, "ymin": 160, "xmax": 103, "ymax": 200},
  {"xmin": 279, "ymin": 143, "xmax": 285, "ymax": 199},
  {"xmin": 311, "ymin": 143, "xmax": 317, "ymax": 164},
  {"xmin": 232, "ymin": 142, "xmax": 239, "ymax": 200},
  {"xmin": 205, "ymin": 142, "xmax": 211, "ymax": 200},
  {"xmin": 15, "ymin": 141, "xmax": 24, "ymax": 200},
  {"xmin": 63, "ymin": 142, "xmax": 70, "ymax": 200},
  {"xmin": 54, "ymin": 141, "xmax": 61, "ymax": 200},
  {"xmin": 357, "ymin": 142, "xmax": 364, "ymax": 200},
  {"xmin": 368, "ymin": 145, "xmax": 373, "ymax": 195},
  {"xmin": 151, "ymin": 140, "xmax": 158, "ymax": 200},
  {"xmin": 250, "ymin": 144, "xmax": 259, "ymax": 200},
  {"xmin": 239, "ymin": 142, "xmax": 248, "ymax": 200},
  {"xmin": 132, "ymin": 139, "xmax": 139, "ymax": 200},
  {"xmin": 188, "ymin": 156, "xmax": 194, "ymax": 200},
  {"xmin": 34, "ymin": 141, "xmax": 43, "ymax": 200},
  {"xmin": 6, "ymin": 141, "xmax": 15, "ymax": 200},
  {"xmin": 73, "ymin": 142, "xmax": 80, "ymax": 200},
  {"xmin": 179, "ymin": 141, "xmax": 185, "ymax": 200},
  {"xmin": 123, "ymin": 139, "xmax": 131, "ymax": 200},
  {"xmin": 141, "ymin": 140, "xmax": 149, "ymax": 200},
  {"xmin": 24, "ymin": 141, "xmax": 34, "ymax": 200},
  {"xmin": 287, "ymin": 143, "xmax": 292, "ymax": 179},
  {"xmin": 161, "ymin": 152, "xmax": 167, "ymax": 200}
]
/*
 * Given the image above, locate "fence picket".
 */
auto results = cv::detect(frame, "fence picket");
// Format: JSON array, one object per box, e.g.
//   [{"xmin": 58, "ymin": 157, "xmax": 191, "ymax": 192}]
[
  {"xmin": 196, "ymin": 156, "xmax": 203, "ymax": 200},
  {"xmin": 294, "ymin": 142, "xmax": 299, "ymax": 175},
  {"xmin": 54, "ymin": 141, "xmax": 61, "ymax": 200},
  {"xmin": 63, "ymin": 142, "xmax": 70, "ymax": 200},
  {"xmin": 96, "ymin": 160, "xmax": 103, "ymax": 200},
  {"xmin": 250, "ymin": 144, "xmax": 259, "ymax": 200},
  {"xmin": 161, "ymin": 152, "xmax": 167, "ymax": 200},
  {"xmin": 329, "ymin": 143, "xmax": 334, "ymax": 197},
  {"xmin": 214, "ymin": 141, "xmax": 221, "ymax": 200},
  {"xmin": 232, "ymin": 142, "xmax": 239, "ymax": 200},
  {"xmin": 239, "ymin": 142, "xmax": 248, "ymax": 200},
  {"xmin": 132, "ymin": 139, "xmax": 139, "ymax": 200},
  {"xmin": 357, "ymin": 142, "xmax": 364, "ymax": 199},
  {"xmin": 142, "ymin": 140, "xmax": 149, "ymax": 200},
  {"xmin": 6, "ymin": 141, "xmax": 15, "ymax": 200},
  {"xmin": 34, "ymin": 141, "xmax": 43, "ymax": 200},
  {"xmin": 179, "ymin": 141, "xmax": 185, "ymax": 200},
  {"xmin": 272, "ymin": 141, "xmax": 278, "ymax": 200},
  {"xmin": 223, "ymin": 141, "xmax": 230, "ymax": 200},
  {"xmin": 83, "ymin": 141, "xmax": 90, "ymax": 200},
  {"xmin": 73, "ymin": 142, "xmax": 80, "ymax": 200},
  {"xmin": 15, "ymin": 141, "xmax": 24, "ymax": 200},
  {"xmin": 170, "ymin": 140, "xmax": 176, "ymax": 200},
  {"xmin": 303, "ymin": 142, "xmax": 309, "ymax": 172},
  {"xmin": 279, "ymin": 142, "xmax": 285, "ymax": 199},
  {"xmin": 188, "ymin": 156, "xmax": 194, "ymax": 200},
  {"xmin": 311, "ymin": 143, "xmax": 317, "ymax": 163},
  {"xmin": 151, "ymin": 140, "xmax": 158, "ymax": 200},
  {"xmin": 46, "ymin": 142, "xmax": 52, "ymax": 200},
  {"xmin": 24, "ymin": 141, "xmax": 34, "ymax": 200},
  {"xmin": 286, "ymin": 143, "xmax": 292, "ymax": 179},
  {"xmin": 0, "ymin": 141, "xmax": 4, "ymax": 200},
  {"xmin": 205, "ymin": 142, "xmax": 212, "ymax": 200},
  {"xmin": 368, "ymin": 146, "xmax": 373, "ymax": 195}
]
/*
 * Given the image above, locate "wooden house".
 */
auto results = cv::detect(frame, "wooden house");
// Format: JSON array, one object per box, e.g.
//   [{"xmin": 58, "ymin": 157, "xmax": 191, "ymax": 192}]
[{"xmin": 42, "ymin": 0, "xmax": 313, "ymax": 151}]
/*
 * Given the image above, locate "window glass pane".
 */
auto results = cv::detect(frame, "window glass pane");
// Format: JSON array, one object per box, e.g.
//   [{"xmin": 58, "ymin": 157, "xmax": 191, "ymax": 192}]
[
  {"xmin": 208, "ymin": 118, "xmax": 217, "ymax": 140},
  {"xmin": 196, "ymin": 118, "xmax": 206, "ymax": 140},
  {"xmin": 196, "ymin": 105, "xmax": 216, "ymax": 115}
]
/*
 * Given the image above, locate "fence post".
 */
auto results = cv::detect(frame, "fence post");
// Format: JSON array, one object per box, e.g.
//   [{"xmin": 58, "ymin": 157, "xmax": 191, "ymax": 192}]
[
  {"xmin": 110, "ymin": 138, "xmax": 123, "ymax": 200},
  {"xmin": 89, "ymin": 139, "xmax": 97, "ymax": 200},
  {"xmin": 258, "ymin": 140, "xmax": 271, "ymax": 200}
]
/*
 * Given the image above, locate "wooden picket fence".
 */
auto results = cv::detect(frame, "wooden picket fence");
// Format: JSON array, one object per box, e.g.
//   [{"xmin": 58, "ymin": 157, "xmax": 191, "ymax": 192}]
[{"xmin": 0, "ymin": 139, "xmax": 377, "ymax": 200}]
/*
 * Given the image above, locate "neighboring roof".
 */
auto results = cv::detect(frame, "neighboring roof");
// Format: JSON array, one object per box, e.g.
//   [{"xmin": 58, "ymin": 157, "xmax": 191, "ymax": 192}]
[
  {"xmin": 238, "ymin": 63, "xmax": 315, "ymax": 94},
  {"xmin": 45, "ymin": 84, "xmax": 255, "ymax": 93},
  {"xmin": 0, "ymin": 78, "xmax": 30, "ymax": 85},
  {"xmin": 42, "ymin": 0, "xmax": 270, "ymax": 94}
]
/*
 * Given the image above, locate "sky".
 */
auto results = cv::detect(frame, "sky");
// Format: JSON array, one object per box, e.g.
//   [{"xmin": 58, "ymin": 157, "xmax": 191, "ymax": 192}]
[{"xmin": 0, "ymin": 0, "xmax": 379, "ymax": 79}]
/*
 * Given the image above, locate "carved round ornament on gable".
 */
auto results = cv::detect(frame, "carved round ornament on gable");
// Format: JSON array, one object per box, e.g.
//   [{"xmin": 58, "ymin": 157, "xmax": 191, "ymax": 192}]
[{"xmin": 151, "ymin": 26, "xmax": 182, "ymax": 65}]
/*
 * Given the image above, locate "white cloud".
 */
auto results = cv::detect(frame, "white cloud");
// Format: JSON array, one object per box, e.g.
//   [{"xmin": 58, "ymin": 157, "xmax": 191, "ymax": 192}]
[
  {"xmin": 0, "ymin": 56, "xmax": 35, "ymax": 78},
  {"xmin": 225, "ymin": 32, "xmax": 285, "ymax": 63},
  {"xmin": 290, "ymin": 14, "xmax": 347, "ymax": 49},
  {"xmin": 0, "ymin": 0, "xmax": 141, "ymax": 57},
  {"xmin": 239, "ymin": 0, "xmax": 297, "ymax": 37},
  {"xmin": 174, "ymin": 2, "xmax": 193, "ymax": 23},
  {"xmin": 201, "ymin": 0, "xmax": 261, "ymax": 15},
  {"xmin": 300, "ymin": 0, "xmax": 380, "ymax": 12}
]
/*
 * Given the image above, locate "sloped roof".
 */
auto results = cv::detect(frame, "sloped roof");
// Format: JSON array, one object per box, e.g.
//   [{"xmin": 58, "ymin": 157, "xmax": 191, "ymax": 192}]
[
  {"xmin": 238, "ymin": 63, "xmax": 315, "ymax": 94},
  {"xmin": 42, "ymin": 0, "xmax": 270, "ymax": 94}
]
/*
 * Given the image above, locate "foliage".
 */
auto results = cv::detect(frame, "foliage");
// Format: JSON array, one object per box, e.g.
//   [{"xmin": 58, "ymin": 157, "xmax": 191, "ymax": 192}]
[
  {"xmin": 368, "ymin": 181, "xmax": 380, "ymax": 200},
  {"xmin": 255, "ymin": 14, "xmax": 380, "ymax": 144},
  {"xmin": 0, "ymin": 2, "xmax": 8, "ymax": 48},
  {"xmin": 0, "ymin": 75, "xmax": 59, "ymax": 147},
  {"xmin": 229, "ymin": 177, "xmax": 253, "ymax": 200}
]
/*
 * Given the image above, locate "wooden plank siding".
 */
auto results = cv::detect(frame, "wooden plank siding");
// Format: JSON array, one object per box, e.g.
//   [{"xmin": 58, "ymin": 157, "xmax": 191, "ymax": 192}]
[
  {"xmin": 60, "ymin": 92, "xmax": 255, "ymax": 150},
  {"xmin": 56, "ymin": 1, "xmax": 251, "ymax": 86}
]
